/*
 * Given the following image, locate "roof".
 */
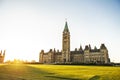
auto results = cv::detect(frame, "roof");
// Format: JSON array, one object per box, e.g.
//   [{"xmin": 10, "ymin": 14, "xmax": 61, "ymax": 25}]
[
  {"xmin": 90, "ymin": 49, "xmax": 100, "ymax": 52},
  {"xmin": 71, "ymin": 51, "xmax": 84, "ymax": 54},
  {"xmin": 63, "ymin": 21, "xmax": 69, "ymax": 32}
]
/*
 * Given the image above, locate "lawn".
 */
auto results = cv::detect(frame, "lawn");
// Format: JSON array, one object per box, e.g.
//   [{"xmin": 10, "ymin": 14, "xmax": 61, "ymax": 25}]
[{"xmin": 0, "ymin": 64, "xmax": 120, "ymax": 80}]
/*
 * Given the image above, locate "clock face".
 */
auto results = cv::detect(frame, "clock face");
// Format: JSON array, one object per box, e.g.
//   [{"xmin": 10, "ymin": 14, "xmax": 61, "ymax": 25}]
[
  {"xmin": 64, "ymin": 36, "xmax": 67, "ymax": 39},
  {"xmin": 64, "ymin": 41, "xmax": 67, "ymax": 43}
]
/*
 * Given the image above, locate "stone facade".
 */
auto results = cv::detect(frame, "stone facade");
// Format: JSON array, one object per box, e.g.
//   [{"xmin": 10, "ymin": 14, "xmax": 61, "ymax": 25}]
[
  {"xmin": 0, "ymin": 50, "xmax": 5, "ymax": 63},
  {"xmin": 39, "ymin": 22, "xmax": 110, "ymax": 64}
]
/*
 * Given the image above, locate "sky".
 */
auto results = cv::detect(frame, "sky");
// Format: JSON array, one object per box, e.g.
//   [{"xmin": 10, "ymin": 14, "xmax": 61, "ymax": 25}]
[{"xmin": 0, "ymin": 0, "xmax": 120, "ymax": 62}]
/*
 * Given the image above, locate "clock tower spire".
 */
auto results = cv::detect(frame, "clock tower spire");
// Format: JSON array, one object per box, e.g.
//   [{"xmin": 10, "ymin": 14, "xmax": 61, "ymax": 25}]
[{"xmin": 62, "ymin": 21, "xmax": 70, "ymax": 63}]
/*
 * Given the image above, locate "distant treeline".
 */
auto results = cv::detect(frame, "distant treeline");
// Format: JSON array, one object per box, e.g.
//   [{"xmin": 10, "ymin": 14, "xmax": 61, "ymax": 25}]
[{"xmin": 4, "ymin": 61, "xmax": 120, "ymax": 66}]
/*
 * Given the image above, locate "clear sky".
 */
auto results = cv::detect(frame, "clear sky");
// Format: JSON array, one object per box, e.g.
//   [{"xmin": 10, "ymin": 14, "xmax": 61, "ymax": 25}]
[{"xmin": 0, "ymin": 0, "xmax": 120, "ymax": 62}]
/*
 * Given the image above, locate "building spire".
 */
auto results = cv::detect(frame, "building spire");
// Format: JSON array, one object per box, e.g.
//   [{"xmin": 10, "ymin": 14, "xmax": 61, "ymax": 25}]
[
  {"xmin": 79, "ymin": 45, "xmax": 83, "ymax": 51},
  {"xmin": 3, "ymin": 50, "xmax": 5, "ymax": 56},
  {"xmin": 63, "ymin": 21, "xmax": 69, "ymax": 32}
]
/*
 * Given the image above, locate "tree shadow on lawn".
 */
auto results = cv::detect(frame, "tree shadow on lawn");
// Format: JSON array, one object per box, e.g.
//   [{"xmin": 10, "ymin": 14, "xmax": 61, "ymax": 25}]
[
  {"xmin": 29, "ymin": 65, "xmax": 82, "ymax": 80},
  {"xmin": 89, "ymin": 75, "xmax": 100, "ymax": 80},
  {"xmin": 0, "ymin": 64, "xmax": 50, "ymax": 80},
  {"xmin": 45, "ymin": 75, "xmax": 82, "ymax": 80},
  {"xmin": 0, "ymin": 64, "xmax": 81, "ymax": 80}
]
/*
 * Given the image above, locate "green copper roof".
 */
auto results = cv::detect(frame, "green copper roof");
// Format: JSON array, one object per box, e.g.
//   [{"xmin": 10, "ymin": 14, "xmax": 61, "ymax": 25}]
[{"xmin": 63, "ymin": 21, "xmax": 69, "ymax": 32}]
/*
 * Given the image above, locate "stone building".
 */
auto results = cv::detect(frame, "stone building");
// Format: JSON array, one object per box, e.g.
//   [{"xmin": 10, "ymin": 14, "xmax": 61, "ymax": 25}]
[
  {"xmin": 0, "ymin": 50, "xmax": 5, "ymax": 63},
  {"xmin": 39, "ymin": 22, "xmax": 110, "ymax": 64}
]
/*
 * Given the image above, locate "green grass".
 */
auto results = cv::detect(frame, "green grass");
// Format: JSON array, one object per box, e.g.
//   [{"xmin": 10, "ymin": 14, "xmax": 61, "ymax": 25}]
[{"xmin": 0, "ymin": 64, "xmax": 120, "ymax": 80}]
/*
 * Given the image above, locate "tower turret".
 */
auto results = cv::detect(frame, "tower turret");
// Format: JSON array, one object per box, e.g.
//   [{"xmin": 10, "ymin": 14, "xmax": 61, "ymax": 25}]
[
  {"xmin": 100, "ymin": 44, "xmax": 107, "ymax": 53},
  {"xmin": 84, "ymin": 45, "xmax": 90, "ymax": 63},
  {"xmin": 39, "ymin": 50, "xmax": 44, "ymax": 63},
  {"xmin": 89, "ymin": 44, "xmax": 91, "ymax": 50},
  {"xmin": 84, "ymin": 45, "xmax": 89, "ymax": 53},
  {"xmin": 100, "ymin": 44, "xmax": 109, "ymax": 63},
  {"xmin": 79, "ymin": 45, "xmax": 83, "ymax": 51},
  {"xmin": 94, "ymin": 46, "xmax": 97, "ymax": 50},
  {"xmin": 0, "ymin": 50, "xmax": 5, "ymax": 63},
  {"xmin": 54, "ymin": 48, "xmax": 56, "ymax": 53},
  {"xmin": 0, "ymin": 50, "xmax": 2, "ymax": 56},
  {"xmin": 3, "ymin": 50, "xmax": 5, "ymax": 56}
]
